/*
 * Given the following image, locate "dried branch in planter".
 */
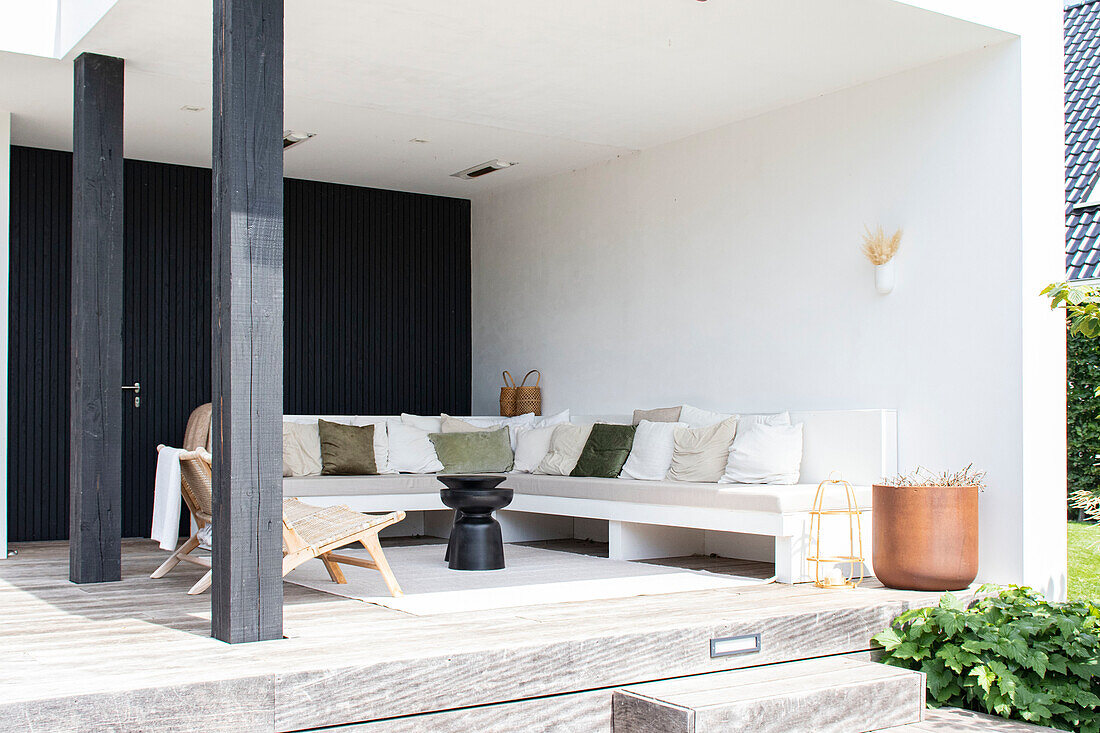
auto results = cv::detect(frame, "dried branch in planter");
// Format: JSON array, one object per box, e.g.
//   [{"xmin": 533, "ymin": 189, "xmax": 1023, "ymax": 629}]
[
  {"xmin": 861, "ymin": 225, "xmax": 903, "ymax": 265},
  {"xmin": 880, "ymin": 464, "xmax": 986, "ymax": 491}
]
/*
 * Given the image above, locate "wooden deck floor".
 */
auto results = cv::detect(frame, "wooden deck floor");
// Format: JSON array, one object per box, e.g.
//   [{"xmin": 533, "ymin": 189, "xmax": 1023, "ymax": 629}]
[{"xmin": 1, "ymin": 538, "xmax": 958, "ymax": 732}]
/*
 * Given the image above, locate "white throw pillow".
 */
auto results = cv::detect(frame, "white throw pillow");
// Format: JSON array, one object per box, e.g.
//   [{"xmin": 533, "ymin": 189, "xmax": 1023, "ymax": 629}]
[
  {"xmin": 720, "ymin": 423, "xmax": 803, "ymax": 485},
  {"xmin": 350, "ymin": 417, "xmax": 395, "ymax": 474},
  {"xmin": 444, "ymin": 413, "xmax": 535, "ymax": 450},
  {"xmin": 620, "ymin": 420, "xmax": 687, "ymax": 481},
  {"xmin": 531, "ymin": 409, "xmax": 570, "ymax": 429},
  {"xmin": 679, "ymin": 404, "xmax": 791, "ymax": 429},
  {"xmin": 401, "ymin": 413, "xmax": 442, "ymax": 433},
  {"xmin": 387, "ymin": 421, "xmax": 444, "ymax": 474},
  {"xmin": 457, "ymin": 413, "xmax": 534, "ymax": 429},
  {"xmin": 282, "ymin": 421, "xmax": 322, "ymax": 477},
  {"xmin": 440, "ymin": 415, "xmax": 492, "ymax": 433},
  {"xmin": 535, "ymin": 423, "xmax": 592, "ymax": 476},
  {"xmin": 678, "ymin": 404, "xmax": 733, "ymax": 428},
  {"xmin": 512, "ymin": 424, "xmax": 557, "ymax": 473},
  {"xmin": 736, "ymin": 411, "xmax": 792, "ymax": 428}
]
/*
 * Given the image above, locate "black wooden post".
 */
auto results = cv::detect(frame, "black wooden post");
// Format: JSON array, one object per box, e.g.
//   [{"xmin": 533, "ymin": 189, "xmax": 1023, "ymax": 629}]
[
  {"xmin": 70, "ymin": 53, "xmax": 124, "ymax": 585},
  {"xmin": 211, "ymin": 0, "xmax": 285, "ymax": 643}
]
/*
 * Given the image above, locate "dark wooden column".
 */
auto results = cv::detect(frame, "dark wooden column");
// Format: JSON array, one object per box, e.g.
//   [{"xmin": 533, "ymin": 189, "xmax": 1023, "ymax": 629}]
[
  {"xmin": 211, "ymin": 0, "xmax": 285, "ymax": 643},
  {"xmin": 70, "ymin": 52, "xmax": 124, "ymax": 585}
]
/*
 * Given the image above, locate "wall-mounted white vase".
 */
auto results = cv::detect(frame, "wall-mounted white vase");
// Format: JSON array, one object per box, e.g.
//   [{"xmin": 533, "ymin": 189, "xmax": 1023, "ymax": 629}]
[{"xmin": 874, "ymin": 261, "xmax": 896, "ymax": 294}]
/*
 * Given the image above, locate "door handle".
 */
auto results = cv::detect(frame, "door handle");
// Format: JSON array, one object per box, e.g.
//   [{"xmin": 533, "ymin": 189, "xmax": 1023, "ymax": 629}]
[{"xmin": 122, "ymin": 382, "xmax": 141, "ymax": 408}]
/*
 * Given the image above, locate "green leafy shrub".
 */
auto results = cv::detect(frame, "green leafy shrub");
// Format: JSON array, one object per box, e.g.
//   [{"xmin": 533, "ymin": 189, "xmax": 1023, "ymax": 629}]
[
  {"xmin": 1068, "ymin": 327, "xmax": 1100, "ymax": 503},
  {"xmin": 874, "ymin": 587, "xmax": 1100, "ymax": 732}
]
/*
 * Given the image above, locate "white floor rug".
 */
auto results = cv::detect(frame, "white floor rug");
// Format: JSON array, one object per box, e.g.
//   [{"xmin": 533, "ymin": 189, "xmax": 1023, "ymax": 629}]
[{"xmin": 285, "ymin": 543, "xmax": 772, "ymax": 616}]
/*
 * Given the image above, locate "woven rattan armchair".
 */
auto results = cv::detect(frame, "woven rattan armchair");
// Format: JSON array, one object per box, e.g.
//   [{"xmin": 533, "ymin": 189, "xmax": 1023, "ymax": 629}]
[
  {"xmin": 151, "ymin": 445, "xmax": 406, "ymax": 597},
  {"xmin": 149, "ymin": 445, "xmax": 216, "ymax": 594}
]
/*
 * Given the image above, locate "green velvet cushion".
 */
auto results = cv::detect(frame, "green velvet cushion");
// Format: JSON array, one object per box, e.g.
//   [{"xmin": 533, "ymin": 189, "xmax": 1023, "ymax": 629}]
[
  {"xmin": 318, "ymin": 420, "xmax": 377, "ymax": 475},
  {"xmin": 571, "ymin": 423, "xmax": 637, "ymax": 478},
  {"xmin": 429, "ymin": 427, "xmax": 514, "ymax": 474}
]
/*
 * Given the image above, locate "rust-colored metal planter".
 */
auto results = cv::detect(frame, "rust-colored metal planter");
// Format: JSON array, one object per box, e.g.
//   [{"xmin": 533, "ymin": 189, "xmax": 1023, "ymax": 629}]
[{"xmin": 872, "ymin": 484, "xmax": 979, "ymax": 591}]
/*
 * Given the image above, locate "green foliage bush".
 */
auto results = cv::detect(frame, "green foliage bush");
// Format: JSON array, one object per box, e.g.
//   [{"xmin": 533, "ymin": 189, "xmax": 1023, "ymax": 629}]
[
  {"xmin": 874, "ymin": 587, "xmax": 1100, "ymax": 732},
  {"xmin": 1069, "ymin": 328, "xmax": 1100, "ymax": 500}
]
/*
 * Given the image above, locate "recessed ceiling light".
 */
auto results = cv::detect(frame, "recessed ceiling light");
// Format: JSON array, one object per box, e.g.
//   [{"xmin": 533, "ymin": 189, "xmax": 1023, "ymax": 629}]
[
  {"xmin": 450, "ymin": 159, "xmax": 516, "ymax": 180},
  {"xmin": 180, "ymin": 105, "xmax": 205, "ymax": 112},
  {"xmin": 409, "ymin": 138, "xmax": 431, "ymax": 144},
  {"xmin": 283, "ymin": 130, "xmax": 315, "ymax": 150}
]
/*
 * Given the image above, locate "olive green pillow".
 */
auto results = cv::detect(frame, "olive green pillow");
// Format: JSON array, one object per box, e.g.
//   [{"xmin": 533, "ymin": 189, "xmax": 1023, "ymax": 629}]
[
  {"xmin": 571, "ymin": 423, "xmax": 637, "ymax": 478},
  {"xmin": 318, "ymin": 420, "xmax": 377, "ymax": 475},
  {"xmin": 429, "ymin": 427, "xmax": 514, "ymax": 474}
]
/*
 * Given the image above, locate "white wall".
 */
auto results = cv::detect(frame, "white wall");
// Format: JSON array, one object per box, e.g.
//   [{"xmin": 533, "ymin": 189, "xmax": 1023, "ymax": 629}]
[{"xmin": 472, "ymin": 43, "xmax": 1067, "ymax": 594}]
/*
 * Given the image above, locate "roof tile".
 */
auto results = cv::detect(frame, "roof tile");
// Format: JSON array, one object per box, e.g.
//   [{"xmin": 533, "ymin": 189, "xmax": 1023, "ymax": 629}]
[{"xmin": 1065, "ymin": 1, "xmax": 1100, "ymax": 278}]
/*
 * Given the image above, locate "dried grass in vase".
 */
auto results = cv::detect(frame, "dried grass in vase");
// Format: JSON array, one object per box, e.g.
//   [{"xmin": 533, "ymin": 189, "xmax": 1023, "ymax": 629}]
[
  {"xmin": 862, "ymin": 225, "xmax": 902, "ymax": 265},
  {"xmin": 880, "ymin": 464, "xmax": 986, "ymax": 491}
]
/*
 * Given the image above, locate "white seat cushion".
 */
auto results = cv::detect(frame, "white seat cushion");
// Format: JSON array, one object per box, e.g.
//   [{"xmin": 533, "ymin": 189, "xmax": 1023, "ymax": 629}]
[
  {"xmin": 505, "ymin": 474, "xmax": 871, "ymax": 514},
  {"xmin": 282, "ymin": 471, "xmax": 871, "ymax": 515},
  {"xmin": 284, "ymin": 473, "xmax": 447, "ymax": 497}
]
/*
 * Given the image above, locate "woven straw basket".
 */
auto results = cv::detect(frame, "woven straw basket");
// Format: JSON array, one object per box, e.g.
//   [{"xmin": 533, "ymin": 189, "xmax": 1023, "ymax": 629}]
[
  {"xmin": 514, "ymin": 370, "xmax": 542, "ymax": 416},
  {"xmin": 499, "ymin": 371, "xmax": 517, "ymax": 417}
]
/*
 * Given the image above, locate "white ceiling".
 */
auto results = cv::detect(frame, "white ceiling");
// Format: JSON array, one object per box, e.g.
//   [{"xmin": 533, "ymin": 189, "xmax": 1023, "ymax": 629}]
[{"xmin": 0, "ymin": 0, "xmax": 1010, "ymax": 198}]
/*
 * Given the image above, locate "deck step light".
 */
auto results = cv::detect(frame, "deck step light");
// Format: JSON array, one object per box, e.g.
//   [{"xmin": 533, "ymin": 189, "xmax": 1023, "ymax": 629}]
[
  {"xmin": 710, "ymin": 634, "xmax": 761, "ymax": 658},
  {"xmin": 450, "ymin": 159, "xmax": 515, "ymax": 180}
]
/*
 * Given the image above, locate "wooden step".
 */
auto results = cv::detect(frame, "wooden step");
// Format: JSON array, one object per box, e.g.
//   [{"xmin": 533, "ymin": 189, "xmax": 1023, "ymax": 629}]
[
  {"xmin": 612, "ymin": 657, "xmax": 925, "ymax": 733},
  {"xmin": 880, "ymin": 706, "xmax": 1063, "ymax": 732}
]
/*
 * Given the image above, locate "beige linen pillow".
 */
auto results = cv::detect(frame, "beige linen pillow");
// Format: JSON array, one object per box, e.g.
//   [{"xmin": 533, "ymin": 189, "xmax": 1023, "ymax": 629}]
[
  {"xmin": 631, "ymin": 406, "xmax": 683, "ymax": 426},
  {"xmin": 440, "ymin": 415, "xmax": 492, "ymax": 433},
  {"xmin": 283, "ymin": 421, "xmax": 322, "ymax": 477},
  {"xmin": 666, "ymin": 417, "xmax": 738, "ymax": 482},
  {"xmin": 535, "ymin": 423, "xmax": 592, "ymax": 476}
]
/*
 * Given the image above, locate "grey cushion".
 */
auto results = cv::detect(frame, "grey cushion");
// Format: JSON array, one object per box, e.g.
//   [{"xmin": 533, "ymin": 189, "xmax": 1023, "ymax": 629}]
[{"xmin": 632, "ymin": 406, "xmax": 683, "ymax": 426}]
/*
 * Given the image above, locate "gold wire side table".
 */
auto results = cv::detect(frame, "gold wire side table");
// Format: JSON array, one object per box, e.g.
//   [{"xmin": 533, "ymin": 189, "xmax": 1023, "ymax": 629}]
[{"xmin": 807, "ymin": 473, "xmax": 865, "ymax": 589}]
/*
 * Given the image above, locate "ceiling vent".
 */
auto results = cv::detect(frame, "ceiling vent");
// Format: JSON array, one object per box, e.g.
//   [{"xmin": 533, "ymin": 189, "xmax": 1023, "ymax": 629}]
[
  {"xmin": 450, "ymin": 159, "xmax": 515, "ymax": 180},
  {"xmin": 283, "ymin": 130, "xmax": 315, "ymax": 150}
]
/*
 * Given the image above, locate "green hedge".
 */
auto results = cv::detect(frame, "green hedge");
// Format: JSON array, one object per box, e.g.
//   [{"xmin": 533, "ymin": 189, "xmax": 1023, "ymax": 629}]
[
  {"xmin": 875, "ymin": 587, "xmax": 1100, "ymax": 732},
  {"xmin": 1070, "ymin": 328, "xmax": 1100, "ymax": 501}
]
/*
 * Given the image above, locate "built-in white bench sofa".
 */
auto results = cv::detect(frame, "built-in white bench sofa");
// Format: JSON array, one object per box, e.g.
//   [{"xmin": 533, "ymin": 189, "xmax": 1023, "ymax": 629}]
[{"xmin": 284, "ymin": 409, "xmax": 897, "ymax": 584}]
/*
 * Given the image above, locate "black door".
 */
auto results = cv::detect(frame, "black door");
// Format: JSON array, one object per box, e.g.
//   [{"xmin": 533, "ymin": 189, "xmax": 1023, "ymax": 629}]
[{"xmin": 120, "ymin": 160, "xmax": 213, "ymax": 538}]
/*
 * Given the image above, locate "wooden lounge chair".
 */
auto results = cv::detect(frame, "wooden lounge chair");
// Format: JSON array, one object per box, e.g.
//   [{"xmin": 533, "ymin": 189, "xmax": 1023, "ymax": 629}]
[{"xmin": 151, "ymin": 445, "xmax": 405, "ymax": 596}]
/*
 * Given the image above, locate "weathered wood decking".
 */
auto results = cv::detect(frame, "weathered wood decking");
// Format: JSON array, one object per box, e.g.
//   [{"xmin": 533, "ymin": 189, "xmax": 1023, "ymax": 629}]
[{"xmin": 0, "ymin": 538, "xmax": 957, "ymax": 732}]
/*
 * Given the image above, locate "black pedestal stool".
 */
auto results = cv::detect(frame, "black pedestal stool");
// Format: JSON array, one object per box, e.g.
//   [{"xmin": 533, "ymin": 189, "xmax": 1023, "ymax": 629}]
[{"xmin": 438, "ymin": 475, "xmax": 513, "ymax": 571}]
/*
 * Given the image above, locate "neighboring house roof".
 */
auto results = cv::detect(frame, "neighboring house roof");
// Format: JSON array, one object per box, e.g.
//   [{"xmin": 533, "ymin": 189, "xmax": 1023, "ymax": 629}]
[{"xmin": 1067, "ymin": 0, "xmax": 1100, "ymax": 279}]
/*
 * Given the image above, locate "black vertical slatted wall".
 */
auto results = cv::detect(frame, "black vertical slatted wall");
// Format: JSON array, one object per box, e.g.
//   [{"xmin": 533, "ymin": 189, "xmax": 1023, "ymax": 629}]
[{"xmin": 8, "ymin": 146, "xmax": 471, "ymax": 542}]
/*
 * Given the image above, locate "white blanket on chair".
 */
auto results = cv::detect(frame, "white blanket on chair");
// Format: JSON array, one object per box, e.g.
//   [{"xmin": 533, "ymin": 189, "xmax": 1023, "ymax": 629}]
[{"xmin": 151, "ymin": 447, "xmax": 184, "ymax": 551}]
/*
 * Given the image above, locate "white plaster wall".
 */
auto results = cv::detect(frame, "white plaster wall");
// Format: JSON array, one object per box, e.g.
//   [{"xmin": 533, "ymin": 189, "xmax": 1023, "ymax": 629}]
[
  {"xmin": 908, "ymin": 0, "xmax": 1067, "ymax": 603},
  {"xmin": 472, "ymin": 43, "xmax": 1067, "ymax": 593}
]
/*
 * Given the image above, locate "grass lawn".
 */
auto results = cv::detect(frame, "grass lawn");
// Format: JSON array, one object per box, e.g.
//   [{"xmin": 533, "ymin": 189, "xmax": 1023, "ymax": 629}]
[{"xmin": 1069, "ymin": 520, "xmax": 1100, "ymax": 602}]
